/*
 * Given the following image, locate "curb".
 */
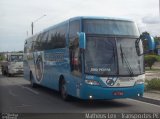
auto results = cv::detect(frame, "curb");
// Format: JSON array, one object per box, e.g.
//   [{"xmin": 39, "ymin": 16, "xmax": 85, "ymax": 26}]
[{"xmin": 132, "ymin": 96, "xmax": 160, "ymax": 106}]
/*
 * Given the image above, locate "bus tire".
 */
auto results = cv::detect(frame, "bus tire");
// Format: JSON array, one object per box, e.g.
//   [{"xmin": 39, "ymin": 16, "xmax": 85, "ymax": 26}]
[
  {"xmin": 6, "ymin": 70, "xmax": 11, "ymax": 77},
  {"xmin": 59, "ymin": 78, "xmax": 70, "ymax": 101},
  {"xmin": 2, "ymin": 68, "xmax": 6, "ymax": 76},
  {"xmin": 30, "ymin": 71, "xmax": 37, "ymax": 88},
  {"xmin": 2, "ymin": 69, "xmax": 4, "ymax": 76},
  {"xmin": 4, "ymin": 71, "xmax": 7, "ymax": 76},
  {"xmin": 7, "ymin": 73, "xmax": 11, "ymax": 77}
]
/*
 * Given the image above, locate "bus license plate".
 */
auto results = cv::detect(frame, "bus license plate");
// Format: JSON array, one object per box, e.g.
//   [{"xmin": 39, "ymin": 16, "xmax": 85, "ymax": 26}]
[{"xmin": 113, "ymin": 91, "xmax": 124, "ymax": 96}]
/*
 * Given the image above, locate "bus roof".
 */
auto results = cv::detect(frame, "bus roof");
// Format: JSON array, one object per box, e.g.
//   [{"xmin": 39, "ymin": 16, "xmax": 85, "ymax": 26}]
[
  {"xmin": 69, "ymin": 16, "xmax": 133, "ymax": 22},
  {"xmin": 44, "ymin": 16, "xmax": 133, "ymax": 32},
  {"xmin": 25, "ymin": 16, "xmax": 134, "ymax": 41}
]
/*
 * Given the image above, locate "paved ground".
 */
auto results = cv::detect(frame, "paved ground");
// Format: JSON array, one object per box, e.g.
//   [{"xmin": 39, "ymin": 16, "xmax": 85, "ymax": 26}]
[
  {"xmin": 144, "ymin": 90, "xmax": 160, "ymax": 101},
  {"xmin": 0, "ymin": 74, "xmax": 160, "ymax": 113},
  {"xmin": 145, "ymin": 71, "xmax": 160, "ymax": 80}
]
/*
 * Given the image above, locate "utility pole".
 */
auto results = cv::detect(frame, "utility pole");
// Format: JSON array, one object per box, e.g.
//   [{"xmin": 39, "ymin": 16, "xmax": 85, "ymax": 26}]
[
  {"xmin": 31, "ymin": 22, "xmax": 33, "ymax": 35},
  {"xmin": 31, "ymin": 15, "xmax": 46, "ymax": 35}
]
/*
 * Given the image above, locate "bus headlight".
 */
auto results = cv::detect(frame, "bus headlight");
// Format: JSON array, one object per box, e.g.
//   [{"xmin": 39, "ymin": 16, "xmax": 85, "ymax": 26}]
[
  {"xmin": 135, "ymin": 79, "xmax": 144, "ymax": 85},
  {"xmin": 85, "ymin": 80, "xmax": 100, "ymax": 86}
]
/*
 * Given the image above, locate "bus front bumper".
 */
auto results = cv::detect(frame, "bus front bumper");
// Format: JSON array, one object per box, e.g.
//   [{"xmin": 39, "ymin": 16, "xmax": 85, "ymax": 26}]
[
  {"xmin": 80, "ymin": 84, "xmax": 144, "ymax": 100},
  {"xmin": 9, "ymin": 68, "xmax": 24, "ymax": 74}
]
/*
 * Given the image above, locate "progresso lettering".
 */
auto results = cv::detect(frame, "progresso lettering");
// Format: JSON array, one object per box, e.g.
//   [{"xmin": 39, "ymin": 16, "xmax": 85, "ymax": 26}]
[{"xmin": 45, "ymin": 52, "xmax": 64, "ymax": 62}]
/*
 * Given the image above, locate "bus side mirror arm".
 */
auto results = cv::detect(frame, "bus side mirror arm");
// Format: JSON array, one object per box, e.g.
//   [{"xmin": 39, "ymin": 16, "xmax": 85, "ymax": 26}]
[{"xmin": 135, "ymin": 38, "xmax": 143, "ymax": 56}]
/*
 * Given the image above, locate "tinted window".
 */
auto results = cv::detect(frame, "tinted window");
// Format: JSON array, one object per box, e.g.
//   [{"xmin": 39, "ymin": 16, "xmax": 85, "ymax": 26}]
[
  {"xmin": 47, "ymin": 23, "xmax": 67, "ymax": 50},
  {"xmin": 41, "ymin": 32, "xmax": 49, "ymax": 50},
  {"xmin": 34, "ymin": 33, "xmax": 43, "ymax": 51},
  {"xmin": 69, "ymin": 38, "xmax": 82, "ymax": 77},
  {"xmin": 69, "ymin": 20, "xmax": 80, "ymax": 40},
  {"xmin": 31, "ymin": 23, "xmax": 67, "ymax": 51},
  {"xmin": 83, "ymin": 19, "xmax": 139, "ymax": 37}
]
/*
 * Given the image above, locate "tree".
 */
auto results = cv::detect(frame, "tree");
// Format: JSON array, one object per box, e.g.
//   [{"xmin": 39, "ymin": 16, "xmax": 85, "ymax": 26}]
[
  {"xmin": 144, "ymin": 55, "xmax": 157, "ymax": 69},
  {"xmin": 0, "ymin": 55, "xmax": 5, "ymax": 61}
]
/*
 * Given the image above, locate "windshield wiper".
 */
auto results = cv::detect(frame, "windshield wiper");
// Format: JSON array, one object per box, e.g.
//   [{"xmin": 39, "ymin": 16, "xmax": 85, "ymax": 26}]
[
  {"xmin": 120, "ymin": 44, "xmax": 135, "ymax": 77},
  {"xmin": 106, "ymin": 39, "xmax": 118, "ymax": 75}
]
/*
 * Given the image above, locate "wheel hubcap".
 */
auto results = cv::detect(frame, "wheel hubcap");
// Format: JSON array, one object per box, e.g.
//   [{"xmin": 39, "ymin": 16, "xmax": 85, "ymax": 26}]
[{"xmin": 61, "ymin": 83, "xmax": 67, "ymax": 98}]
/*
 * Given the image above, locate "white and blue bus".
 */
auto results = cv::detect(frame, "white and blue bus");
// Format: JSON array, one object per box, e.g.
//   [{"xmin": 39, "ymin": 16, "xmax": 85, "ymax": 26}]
[{"xmin": 24, "ymin": 16, "xmax": 155, "ymax": 100}]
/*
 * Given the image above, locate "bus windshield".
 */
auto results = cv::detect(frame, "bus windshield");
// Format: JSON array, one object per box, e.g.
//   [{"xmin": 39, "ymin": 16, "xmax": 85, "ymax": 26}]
[
  {"xmin": 85, "ymin": 37, "xmax": 118, "ymax": 76},
  {"xmin": 117, "ymin": 38, "xmax": 144, "ymax": 75},
  {"xmin": 83, "ymin": 19, "xmax": 139, "ymax": 37},
  {"xmin": 84, "ymin": 36, "xmax": 144, "ymax": 76},
  {"xmin": 11, "ymin": 55, "xmax": 23, "ymax": 62}
]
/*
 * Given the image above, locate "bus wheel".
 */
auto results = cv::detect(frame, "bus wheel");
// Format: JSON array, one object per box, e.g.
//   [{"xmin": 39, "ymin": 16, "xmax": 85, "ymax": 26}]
[
  {"xmin": 4, "ymin": 71, "xmax": 7, "ymax": 76},
  {"xmin": 30, "ymin": 72, "xmax": 37, "ymax": 88},
  {"xmin": 7, "ymin": 72, "xmax": 11, "ymax": 77},
  {"xmin": 60, "ymin": 79, "xmax": 69, "ymax": 101},
  {"xmin": 2, "ymin": 70, "xmax": 4, "ymax": 76}
]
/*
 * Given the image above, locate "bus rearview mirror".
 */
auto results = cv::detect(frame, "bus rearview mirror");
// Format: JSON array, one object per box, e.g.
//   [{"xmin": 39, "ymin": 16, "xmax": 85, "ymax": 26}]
[
  {"xmin": 141, "ymin": 33, "xmax": 155, "ymax": 51},
  {"xmin": 77, "ymin": 32, "xmax": 86, "ymax": 49},
  {"xmin": 136, "ymin": 33, "xmax": 155, "ymax": 56}
]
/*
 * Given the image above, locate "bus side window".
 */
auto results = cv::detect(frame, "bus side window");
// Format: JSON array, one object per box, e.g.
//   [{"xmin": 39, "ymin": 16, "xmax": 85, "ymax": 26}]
[{"xmin": 69, "ymin": 38, "xmax": 82, "ymax": 77}]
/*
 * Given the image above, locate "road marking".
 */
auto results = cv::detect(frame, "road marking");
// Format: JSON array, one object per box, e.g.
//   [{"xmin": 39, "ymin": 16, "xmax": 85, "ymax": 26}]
[
  {"xmin": 9, "ymin": 90, "xmax": 17, "ymax": 97},
  {"xmin": 128, "ymin": 98, "xmax": 160, "ymax": 108},
  {"xmin": 19, "ymin": 85, "xmax": 39, "ymax": 95},
  {"xmin": 16, "ymin": 104, "xmax": 32, "ymax": 108}
]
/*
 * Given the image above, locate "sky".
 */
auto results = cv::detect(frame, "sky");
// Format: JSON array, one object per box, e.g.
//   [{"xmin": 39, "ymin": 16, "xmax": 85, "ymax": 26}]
[{"xmin": 0, "ymin": 0, "xmax": 160, "ymax": 52}]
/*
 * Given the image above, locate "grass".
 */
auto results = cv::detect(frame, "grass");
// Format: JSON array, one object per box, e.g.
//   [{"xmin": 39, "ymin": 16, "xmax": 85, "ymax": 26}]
[
  {"xmin": 145, "ymin": 67, "xmax": 160, "ymax": 71},
  {"xmin": 155, "ymin": 55, "xmax": 160, "ymax": 62},
  {"xmin": 145, "ymin": 79, "xmax": 160, "ymax": 91}
]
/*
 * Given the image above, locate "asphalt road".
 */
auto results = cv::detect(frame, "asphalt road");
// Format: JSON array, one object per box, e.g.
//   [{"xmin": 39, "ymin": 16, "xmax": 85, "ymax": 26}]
[{"xmin": 0, "ymin": 74, "xmax": 160, "ymax": 113}]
